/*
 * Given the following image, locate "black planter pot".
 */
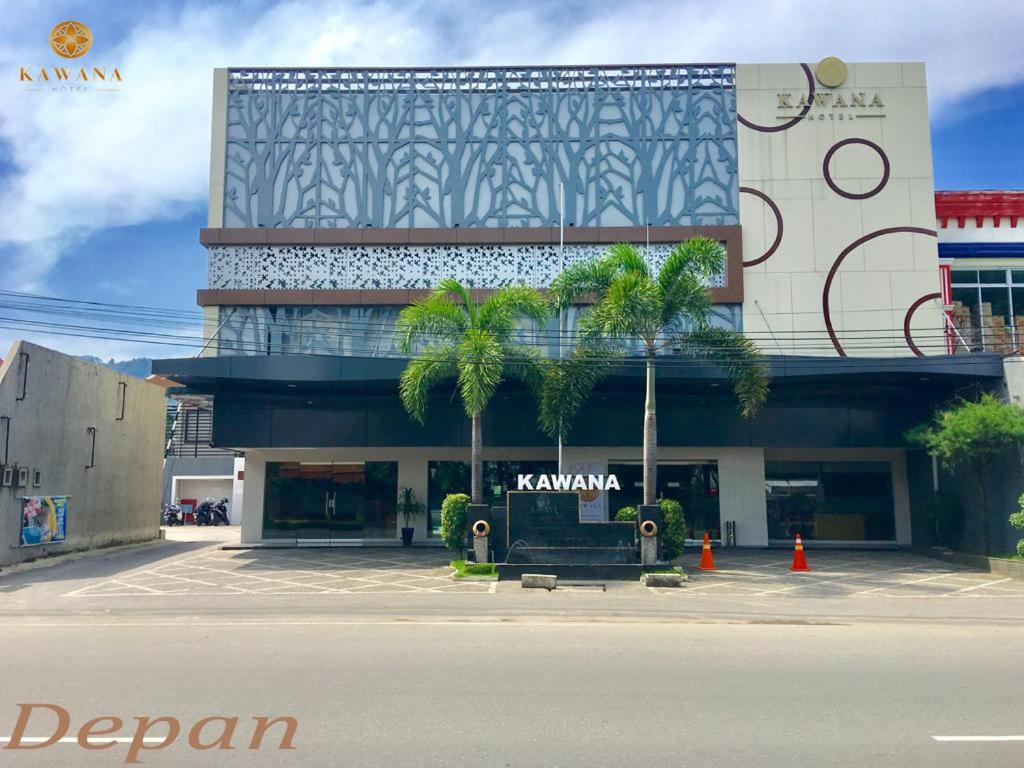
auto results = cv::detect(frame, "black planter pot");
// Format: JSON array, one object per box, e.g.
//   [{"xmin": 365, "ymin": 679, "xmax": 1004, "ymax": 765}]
[{"xmin": 401, "ymin": 527, "xmax": 415, "ymax": 547}]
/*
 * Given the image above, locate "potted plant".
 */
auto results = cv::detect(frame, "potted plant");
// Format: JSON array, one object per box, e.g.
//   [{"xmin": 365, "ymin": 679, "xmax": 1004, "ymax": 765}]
[{"xmin": 397, "ymin": 487, "xmax": 425, "ymax": 547}]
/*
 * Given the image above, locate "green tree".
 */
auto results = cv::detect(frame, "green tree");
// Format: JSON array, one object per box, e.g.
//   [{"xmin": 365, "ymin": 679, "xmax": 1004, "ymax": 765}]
[
  {"xmin": 541, "ymin": 239, "xmax": 769, "ymax": 506},
  {"xmin": 906, "ymin": 393, "xmax": 1024, "ymax": 555},
  {"xmin": 1009, "ymin": 497, "xmax": 1024, "ymax": 558},
  {"xmin": 395, "ymin": 279, "xmax": 548, "ymax": 504}
]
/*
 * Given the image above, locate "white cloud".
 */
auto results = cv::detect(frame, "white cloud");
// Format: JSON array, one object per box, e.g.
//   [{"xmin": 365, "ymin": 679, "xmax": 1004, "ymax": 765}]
[{"xmin": 0, "ymin": 0, "xmax": 1022, "ymax": 357}]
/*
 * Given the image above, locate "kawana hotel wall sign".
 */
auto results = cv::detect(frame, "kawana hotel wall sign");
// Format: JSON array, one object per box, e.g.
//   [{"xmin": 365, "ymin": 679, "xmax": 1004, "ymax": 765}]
[{"xmin": 776, "ymin": 56, "xmax": 885, "ymax": 122}]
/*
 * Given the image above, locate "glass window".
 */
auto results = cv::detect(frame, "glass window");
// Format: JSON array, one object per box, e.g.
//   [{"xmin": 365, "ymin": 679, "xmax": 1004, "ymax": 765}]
[
  {"xmin": 1013, "ymin": 271, "xmax": 1024, "ymax": 285},
  {"xmin": 426, "ymin": 460, "xmax": 559, "ymax": 536},
  {"xmin": 263, "ymin": 461, "xmax": 398, "ymax": 540},
  {"xmin": 951, "ymin": 287, "xmax": 982, "ymax": 352},
  {"xmin": 979, "ymin": 269, "xmax": 1008, "ymax": 284},
  {"xmin": 608, "ymin": 462, "xmax": 720, "ymax": 539},
  {"xmin": 765, "ymin": 461, "xmax": 895, "ymax": 541},
  {"xmin": 950, "ymin": 269, "xmax": 978, "ymax": 285},
  {"xmin": 981, "ymin": 287, "xmax": 1013, "ymax": 353}
]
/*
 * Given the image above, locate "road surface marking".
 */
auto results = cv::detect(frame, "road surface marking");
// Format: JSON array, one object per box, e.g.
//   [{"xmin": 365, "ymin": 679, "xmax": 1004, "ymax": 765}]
[{"xmin": 932, "ymin": 735, "xmax": 1024, "ymax": 742}]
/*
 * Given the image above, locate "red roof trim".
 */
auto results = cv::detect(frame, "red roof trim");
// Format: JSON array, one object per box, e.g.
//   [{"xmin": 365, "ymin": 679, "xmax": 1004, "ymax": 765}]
[{"xmin": 935, "ymin": 191, "xmax": 1024, "ymax": 228}]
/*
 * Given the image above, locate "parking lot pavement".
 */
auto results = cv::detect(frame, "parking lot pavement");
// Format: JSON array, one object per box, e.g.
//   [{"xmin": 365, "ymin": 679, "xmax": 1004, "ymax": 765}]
[
  {"xmin": 49, "ymin": 542, "xmax": 1024, "ymax": 600},
  {"xmin": 63, "ymin": 545, "xmax": 494, "ymax": 596},
  {"xmin": 648, "ymin": 549, "xmax": 1024, "ymax": 599}
]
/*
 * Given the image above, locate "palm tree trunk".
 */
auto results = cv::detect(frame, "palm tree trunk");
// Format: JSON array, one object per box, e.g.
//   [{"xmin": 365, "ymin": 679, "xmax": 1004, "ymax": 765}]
[
  {"xmin": 643, "ymin": 351, "xmax": 657, "ymax": 507},
  {"xmin": 471, "ymin": 410, "xmax": 483, "ymax": 505}
]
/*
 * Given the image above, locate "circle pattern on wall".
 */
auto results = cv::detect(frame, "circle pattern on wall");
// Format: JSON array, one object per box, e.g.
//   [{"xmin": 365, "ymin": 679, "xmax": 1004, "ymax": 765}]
[
  {"xmin": 822, "ymin": 138, "xmax": 891, "ymax": 200},
  {"xmin": 737, "ymin": 63, "xmax": 815, "ymax": 133},
  {"xmin": 739, "ymin": 187, "xmax": 784, "ymax": 267},
  {"xmin": 49, "ymin": 21, "xmax": 92, "ymax": 59},
  {"xmin": 815, "ymin": 57, "xmax": 848, "ymax": 88},
  {"xmin": 903, "ymin": 293, "xmax": 942, "ymax": 357},
  {"xmin": 822, "ymin": 227, "xmax": 937, "ymax": 356}
]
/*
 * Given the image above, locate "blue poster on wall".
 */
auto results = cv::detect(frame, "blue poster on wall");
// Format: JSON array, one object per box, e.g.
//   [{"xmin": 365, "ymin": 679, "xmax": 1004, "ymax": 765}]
[{"xmin": 20, "ymin": 496, "xmax": 68, "ymax": 546}]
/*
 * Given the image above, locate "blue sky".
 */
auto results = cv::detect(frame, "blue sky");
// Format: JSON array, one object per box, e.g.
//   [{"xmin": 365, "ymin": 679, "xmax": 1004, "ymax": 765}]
[{"xmin": 1, "ymin": 0, "xmax": 1023, "ymax": 360}]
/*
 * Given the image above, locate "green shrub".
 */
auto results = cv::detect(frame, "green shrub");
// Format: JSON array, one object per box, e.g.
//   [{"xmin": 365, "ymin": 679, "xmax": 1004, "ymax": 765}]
[
  {"xmin": 614, "ymin": 506, "xmax": 637, "ymax": 522},
  {"xmin": 1010, "ymin": 497, "xmax": 1024, "ymax": 558},
  {"xmin": 440, "ymin": 493, "xmax": 471, "ymax": 551},
  {"xmin": 659, "ymin": 498, "xmax": 686, "ymax": 555},
  {"xmin": 613, "ymin": 501, "xmax": 685, "ymax": 555}
]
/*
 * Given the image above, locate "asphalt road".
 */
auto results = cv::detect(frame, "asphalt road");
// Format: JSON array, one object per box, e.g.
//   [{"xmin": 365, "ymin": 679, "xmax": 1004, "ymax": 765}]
[{"xmin": 0, "ymin": 538, "xmax": 1022, "ymax": 767}]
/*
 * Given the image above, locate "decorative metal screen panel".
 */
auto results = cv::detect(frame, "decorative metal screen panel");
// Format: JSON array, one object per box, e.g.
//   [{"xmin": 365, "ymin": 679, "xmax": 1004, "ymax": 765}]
[
  {"xmin": 224, "ymin": 65, "xmax": 738, "ymax": 229},
  {"xmin": 207, "ymin": 243, "xmax": 728, "ymax": 291}
]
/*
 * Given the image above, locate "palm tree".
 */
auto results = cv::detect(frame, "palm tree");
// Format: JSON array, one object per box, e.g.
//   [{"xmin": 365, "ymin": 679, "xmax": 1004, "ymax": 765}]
[
  {"xmin": 541, "ymin": 238, "xmax": 769, "ymax": 507},
  {"xmin": 395, "ymin": 278, "xmax": 549, "ymax": 504}
]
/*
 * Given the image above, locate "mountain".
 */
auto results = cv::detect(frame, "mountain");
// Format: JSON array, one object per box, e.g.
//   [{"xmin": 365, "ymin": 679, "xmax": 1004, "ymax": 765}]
[{"xmin": 79, "ymin": 356, "xmax": 153, "ymax": 379}]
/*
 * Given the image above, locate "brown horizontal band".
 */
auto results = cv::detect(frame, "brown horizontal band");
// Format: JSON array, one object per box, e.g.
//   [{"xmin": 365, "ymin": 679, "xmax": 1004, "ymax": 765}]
[{"xmin": 200, "ymin": 224, "xmax": 740, "ymax": 247}]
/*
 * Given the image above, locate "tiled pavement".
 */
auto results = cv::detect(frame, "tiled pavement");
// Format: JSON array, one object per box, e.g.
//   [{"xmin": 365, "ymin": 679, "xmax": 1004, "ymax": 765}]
[
  {"xmin": 61, "ymin": 544, "xmax": 1024, "ymax": 599},
  {"xmin": 64, "ymin": 548, "xmax": 494, "ymax": 596},
  {"xmin": 656, "ymin": 550, "xmax": 1024, "ymax": 598}
]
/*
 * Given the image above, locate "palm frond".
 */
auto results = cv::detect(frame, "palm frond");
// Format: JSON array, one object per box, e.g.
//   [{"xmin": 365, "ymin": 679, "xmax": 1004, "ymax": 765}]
[
  {"xmin": 603, "ymin": 242, "xmax": 649, "ymax": 277},
  {"xmin": 398, "ymin": 344, "xmax": 459, "ymax": 423},
  {"xmin": 657, "ymin": 237, "xmax": 723, "ymax": 327},
  {"xmin": 538, "ymin": 341, "xmax": 619, "ymax": 439},
  {"xmin": 502, "ymin": 343, "xmax": 544, "ymax": 398},
  {"xmin": 668, "ymin": 327, "xmax": 769, "ymax": 417},
  {"xmin": 436, "ymin": 277, "xmax": 478, "ymax": 325},
  {"xmin": 478, "ymin": 286, "xmax": 550, "ymax": 342},
  {"xmin": 456, "ymin": 328, "xmax": 505, "ymax": 416},
  {"xmin": 582, "ymin": 270, "xmax": 662, "ymax": 344},
  {"xmin": 394, "ymin": 293, "xmax": 468, "ymax": 353},
  {"xmin": 549, "ymin": 259, "xmax": 616, "ymax": 310}
]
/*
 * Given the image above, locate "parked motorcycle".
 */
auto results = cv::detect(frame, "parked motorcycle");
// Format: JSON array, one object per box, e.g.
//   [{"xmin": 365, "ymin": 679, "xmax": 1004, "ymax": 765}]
[
  {"xmin": 194, "ymin": 498, "xmax": 215, "ymax": 526},
  {"xmin": 211, "ymin": 498, "xmax": 230, "ymax": 526},
  {"xmin": 160, "ymin": 502, "xmax": 183, "ymax": 526}
]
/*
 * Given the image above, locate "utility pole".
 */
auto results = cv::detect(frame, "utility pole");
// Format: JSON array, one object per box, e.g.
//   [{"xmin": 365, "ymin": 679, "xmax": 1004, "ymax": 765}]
[{"xmin": 558, "ymin": 182, "xmax": 565, "ymax": 474}]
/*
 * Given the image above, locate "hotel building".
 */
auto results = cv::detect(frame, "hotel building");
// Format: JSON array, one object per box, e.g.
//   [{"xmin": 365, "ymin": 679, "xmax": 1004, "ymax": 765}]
[{"xmin": 154, "ymin": 60, "xmax": 1007, "ymax": 548}]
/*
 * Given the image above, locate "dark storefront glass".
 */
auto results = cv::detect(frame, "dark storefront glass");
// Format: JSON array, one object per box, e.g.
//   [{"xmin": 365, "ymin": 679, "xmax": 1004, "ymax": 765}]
[
  {"xmin": 263, "ymin": 461, "xmax": 398, "ymax": 539},
  {"xmin": 607, "ymin": 462, "xmax": 720, "ymax": 539},
  {"xmin": 765, "ymin": 461, "xmax": 895, "ymax": 541},
  {"xmin": 427, "ymin": 460, "xmax": 559, "ymax": 536}
]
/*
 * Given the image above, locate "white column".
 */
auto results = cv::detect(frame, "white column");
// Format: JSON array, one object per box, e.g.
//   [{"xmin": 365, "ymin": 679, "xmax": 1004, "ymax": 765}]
[
  {"xmin": 891, "ymin": 451, "xmax": 912, "ymax": 546},
  {"xmin": 240, "ymin": 453, "xmax": 265, "ymax": 544},
  {"xmin": 718, "ymin": 448, "xmax": 768, "ymax": 547},
  {"xmin": 397, "ymin": 456, "xmax": 429, "ymax": 541},
  {"xmin": 230, "ymin": 456, "xmax": 245, "ymax": 525}
]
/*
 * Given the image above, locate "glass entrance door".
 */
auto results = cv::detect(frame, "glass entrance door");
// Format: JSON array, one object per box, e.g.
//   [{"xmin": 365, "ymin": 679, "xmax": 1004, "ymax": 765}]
[
  {"xmin": 607, "ymin": 462, "xmax": 720, "ymax": 540},
  {"xmin": 263, "ymin": 461, "xmax": 398, "ymax": 541}
]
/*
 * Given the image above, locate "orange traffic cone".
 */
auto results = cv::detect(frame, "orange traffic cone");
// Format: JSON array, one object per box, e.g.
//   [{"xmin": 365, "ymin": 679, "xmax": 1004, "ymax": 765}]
[
  {"xmin": 790, "ymin": 534, "xmax": 810, "ymax": 572},
  {"xmin": 698, "ymin": 532, "xmax": 716, "ymax": 571}
]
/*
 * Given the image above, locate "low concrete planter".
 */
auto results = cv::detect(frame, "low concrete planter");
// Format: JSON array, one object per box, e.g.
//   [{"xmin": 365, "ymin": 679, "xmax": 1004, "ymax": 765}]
[
  {"xmin": 641, "ymin": 572, "xmax": 685, "ymax": 588},
  {"xmin": 521, "ymin": 573, "xmax": 557, "ymax": 590}
]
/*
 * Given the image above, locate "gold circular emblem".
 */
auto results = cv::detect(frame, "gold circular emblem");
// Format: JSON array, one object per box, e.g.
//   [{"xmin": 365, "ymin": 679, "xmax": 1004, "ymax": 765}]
[
  {"xmin": 578, "ymin": 488, "xmax": 600, "ymax": 503},
  {"xmin": 49, "ymin": 21, "xmax": 92, "ymax": 59},
  {"xmin": 815, "ymin": 56, "xmax": 847, "ymax": 88}
]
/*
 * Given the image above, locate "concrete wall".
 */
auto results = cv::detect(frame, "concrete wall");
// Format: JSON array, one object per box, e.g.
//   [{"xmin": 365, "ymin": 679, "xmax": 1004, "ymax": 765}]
[
  {"xmin": 736, "ymin": 61, "xmax": 942, "ymax": 357},
  {"xmin": 161, "ymin": 455, "xmax": 235, "ymax": 504},
  {"xmin": 0, "ymin": 341, "xmax": 165, "ymax": 567}
]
